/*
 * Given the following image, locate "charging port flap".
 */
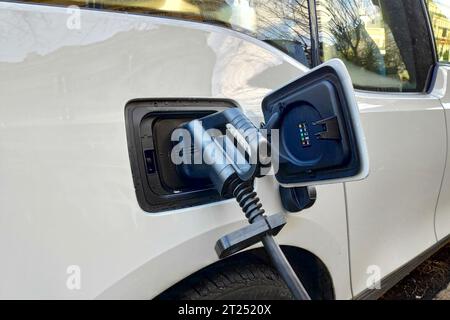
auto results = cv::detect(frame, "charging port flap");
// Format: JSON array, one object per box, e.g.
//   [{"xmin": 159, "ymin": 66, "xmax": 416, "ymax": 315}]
[{"xmin": 261, "ymin": 59, "xmax": 369, "ymax": 187}]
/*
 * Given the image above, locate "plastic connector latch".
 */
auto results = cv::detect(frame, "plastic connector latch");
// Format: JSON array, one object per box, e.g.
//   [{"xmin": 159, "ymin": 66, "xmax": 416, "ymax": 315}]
[
  {"xmin": 215, "ymin": 213, "xmax": 286, "ymax": 259},
  {"xmin": 314, "ymin": 116, "xmax": 341, "ymax": 140}
]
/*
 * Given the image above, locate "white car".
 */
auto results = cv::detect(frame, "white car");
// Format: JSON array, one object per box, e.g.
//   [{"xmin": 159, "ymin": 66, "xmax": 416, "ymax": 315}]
[{"xmin": 0, "ymin": 0, "xmax": 449, "ymax": 300}]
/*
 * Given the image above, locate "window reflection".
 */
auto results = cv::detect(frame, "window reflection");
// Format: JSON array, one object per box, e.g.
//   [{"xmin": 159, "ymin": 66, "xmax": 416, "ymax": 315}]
[
  {"xmin": 22, "ymin": 0, "xmax": 312, "ymax": 66},
  {"xmin": 317, "ymin": 0, "xmax": 414, "ymax": 91}
]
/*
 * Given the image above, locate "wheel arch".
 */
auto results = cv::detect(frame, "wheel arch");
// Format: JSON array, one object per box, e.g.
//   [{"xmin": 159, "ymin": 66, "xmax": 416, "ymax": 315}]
[{"xmin": 156, "ymin": 245, "xmax": 335, "ymax": 300}]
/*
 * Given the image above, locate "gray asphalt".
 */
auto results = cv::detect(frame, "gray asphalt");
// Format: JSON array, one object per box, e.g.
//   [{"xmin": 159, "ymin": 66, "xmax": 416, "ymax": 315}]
[{"xmin": 382, "ymin": 243, "xmax": 449, "ymax": 300}]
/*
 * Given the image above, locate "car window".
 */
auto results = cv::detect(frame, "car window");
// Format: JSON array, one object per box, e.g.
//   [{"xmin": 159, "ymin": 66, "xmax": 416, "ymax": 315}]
[
  {"xmin": 19, "ymin": 0, "xmax": 313, "ymax": 67},
  {"xmin": 427, "ymin": 0, "xmax": 450, "ymax": 64},
  {"xmin": 317, "ymin": 0, "xmax": 435, "ymax": 92}
]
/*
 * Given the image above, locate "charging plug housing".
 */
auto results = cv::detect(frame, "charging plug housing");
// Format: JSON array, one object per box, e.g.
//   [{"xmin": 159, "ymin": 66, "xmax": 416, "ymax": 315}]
[{"xmin": 175, "ymin": 108, "xmax": 267, "ymax": 197}]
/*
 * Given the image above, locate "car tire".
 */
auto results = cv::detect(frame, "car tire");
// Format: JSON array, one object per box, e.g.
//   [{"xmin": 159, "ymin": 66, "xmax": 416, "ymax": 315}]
[{"xmin": 158, "ymin": 259, "xmax": 293, "ymax": 300}]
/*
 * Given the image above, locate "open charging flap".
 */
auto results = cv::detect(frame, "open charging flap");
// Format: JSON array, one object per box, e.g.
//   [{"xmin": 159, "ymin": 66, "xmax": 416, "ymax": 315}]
[{"xmin": 262, "ymin": 59, "xmax": 369, "ymax": 187}]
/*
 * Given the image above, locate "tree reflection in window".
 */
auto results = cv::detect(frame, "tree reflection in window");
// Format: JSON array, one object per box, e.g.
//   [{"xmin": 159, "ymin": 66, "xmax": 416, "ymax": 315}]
[{"xmin": 318, "ymin": 0, "xmax": 415, "ymax": 91}]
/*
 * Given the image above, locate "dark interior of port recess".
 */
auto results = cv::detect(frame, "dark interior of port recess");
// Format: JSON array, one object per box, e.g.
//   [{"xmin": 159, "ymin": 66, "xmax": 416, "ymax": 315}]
[{"xmin": 125, "ymin": 99, "xmax": 236, "ymax": 212}]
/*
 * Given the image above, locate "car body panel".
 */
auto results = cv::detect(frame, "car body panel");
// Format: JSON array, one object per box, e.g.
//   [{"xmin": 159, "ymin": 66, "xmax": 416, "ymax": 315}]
[
  {"xmin": 1, "ymin": 1, "xmax": 448, "ymax": 300},
  {"xmin": 433, "ymin": 65, "xmax": 450, "ymax": 241},
  {"xmin": 346, "ymin": 88, "xmax": 446, "ymax": 294},
  {"xmin": 0, "ymin": 2, "xmax": 352, "ymax": 299}
]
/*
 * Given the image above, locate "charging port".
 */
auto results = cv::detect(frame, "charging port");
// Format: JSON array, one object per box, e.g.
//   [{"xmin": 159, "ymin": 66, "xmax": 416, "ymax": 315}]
[{"xmin": 125, "ymin": 99, "xmax": 237, "ymax": 213}]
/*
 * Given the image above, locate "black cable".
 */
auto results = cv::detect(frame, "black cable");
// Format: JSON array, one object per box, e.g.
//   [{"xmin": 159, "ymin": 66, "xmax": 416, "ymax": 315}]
[
  {"xmin": 231, "ymin": 179, "xmax": 311, "ymax": 300},
  {"xmin": 261, "ymin": 234, "xmax": 311, "ymax": 300}
]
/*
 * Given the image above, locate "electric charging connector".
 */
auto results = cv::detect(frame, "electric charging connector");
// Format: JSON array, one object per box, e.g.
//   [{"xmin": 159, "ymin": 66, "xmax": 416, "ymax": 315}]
[
  {"xmin": 173, "ymin": 60, "xmax": 369, "ymax": 300},
  {"xmin": 175, "ymin": 108, "xmax": 311, "ymax": 300}
]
